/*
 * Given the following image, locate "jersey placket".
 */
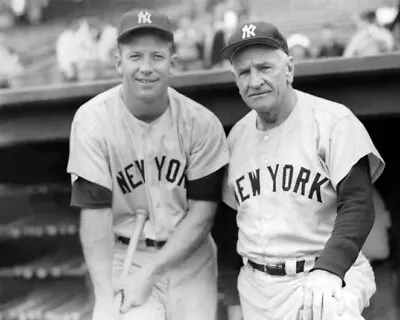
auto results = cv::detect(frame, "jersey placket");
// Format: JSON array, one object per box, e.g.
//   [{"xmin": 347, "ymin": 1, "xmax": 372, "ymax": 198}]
[{"xmin": 255, "ymin": 132, "xmax": 274, "ymax": 248}]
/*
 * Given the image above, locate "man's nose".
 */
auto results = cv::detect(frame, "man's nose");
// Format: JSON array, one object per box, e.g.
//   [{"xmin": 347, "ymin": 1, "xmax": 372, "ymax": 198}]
[
  {"xmin": 248, "ymin": 70, "xmax": 263, "ymax": 88},
  {"xmin": 140, "ymin": 56, "xmax": 153, "ymax": 74}
]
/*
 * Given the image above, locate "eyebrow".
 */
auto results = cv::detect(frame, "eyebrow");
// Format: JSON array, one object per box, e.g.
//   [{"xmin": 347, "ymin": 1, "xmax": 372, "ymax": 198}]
[{"xmin": 236, "ymin": 61, "xmax": 274, "ymax": 72}]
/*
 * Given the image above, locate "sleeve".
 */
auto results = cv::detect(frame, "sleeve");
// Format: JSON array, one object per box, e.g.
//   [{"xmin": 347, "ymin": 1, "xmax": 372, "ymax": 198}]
[
  {"xmin": 186, "ymin": 112, "xmax": 229, "ymax": 181},
  {"xmin": 71, "ymin": 178, "xmax": 112, "ymax": 209},
  {"xmin": 327, "ymin": 114, "xmax": 384, "ymax": 190},
  {"xmin": 67, "ymin": 119, "xmax": 112, "ymax": 190},
  {"xmin": 312, "ymin": 156, "xmax": 374, "ymax": 282},
  {"xmin": 187, "ymin": 166, "xmax": 225, "ymax": 201}
]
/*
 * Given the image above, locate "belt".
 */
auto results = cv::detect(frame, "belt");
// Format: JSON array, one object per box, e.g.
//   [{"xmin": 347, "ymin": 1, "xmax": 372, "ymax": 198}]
[
  {"xmin": 116, "ymin": 236, "xmax": 166, "ymax": 249},
  {"xmin": 248, "ymin": 257, "xmax": 318, "ymax": 276}
]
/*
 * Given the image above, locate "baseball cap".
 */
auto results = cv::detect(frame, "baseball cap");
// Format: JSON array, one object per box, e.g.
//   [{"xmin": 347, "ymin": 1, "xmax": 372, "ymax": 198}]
[
  {"xmin": 221, "ymin": 21, "xmax": 289, "ymax": 60},
  {"xmin": 117, "ymin": 8, "xmax": 174, "ymax": 43}
]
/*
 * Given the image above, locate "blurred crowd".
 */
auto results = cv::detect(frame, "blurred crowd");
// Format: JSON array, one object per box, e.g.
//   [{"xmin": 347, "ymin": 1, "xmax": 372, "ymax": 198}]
[
  {"xmin": 287, "ymin": 7, "xmax": 400, "ymax": 61},
  {"xmin": 1, "ymin": 1, "xmax": 400, "ymax": 89}
]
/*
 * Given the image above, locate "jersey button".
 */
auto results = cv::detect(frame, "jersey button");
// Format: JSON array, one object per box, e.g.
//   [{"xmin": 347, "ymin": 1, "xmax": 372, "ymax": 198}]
[{"xmin": 263, "ymin": 135, "xmax": 269, "ymax": 140}]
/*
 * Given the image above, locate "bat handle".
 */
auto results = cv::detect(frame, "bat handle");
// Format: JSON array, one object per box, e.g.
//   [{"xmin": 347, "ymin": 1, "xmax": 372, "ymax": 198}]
[
  {"xmin": 120, "ymin": 210, "xmax": 148, "ymax": 280},
  {"xmin": 115, "ymin": 209, "xmax": 148, "ymax": 311}
]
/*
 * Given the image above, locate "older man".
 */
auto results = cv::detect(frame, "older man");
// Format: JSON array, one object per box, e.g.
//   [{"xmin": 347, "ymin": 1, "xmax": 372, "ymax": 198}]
[{"xmin": 221, "ymin": 21, "xmax": 385, "ymax": 320}]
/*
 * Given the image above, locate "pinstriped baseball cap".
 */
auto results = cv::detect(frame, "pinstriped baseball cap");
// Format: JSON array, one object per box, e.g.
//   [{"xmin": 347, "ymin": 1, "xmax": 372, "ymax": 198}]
[
  {"xmin": 117, "ymin": 8, "xmax": 174, "ymax": 43},
  {"xmin": 221, "ymin": 21, "xmax": 289, "ymax": 59}
]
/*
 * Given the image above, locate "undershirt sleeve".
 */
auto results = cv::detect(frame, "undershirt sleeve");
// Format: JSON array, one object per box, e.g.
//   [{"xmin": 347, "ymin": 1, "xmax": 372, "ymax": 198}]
[
  {"xmin": 187, "ymin": 166, "xmax": 225, "ymax": 202},
  {"xmin": 71, "ymin": 177, "xmax": 112, "ymax": 209},
  {"xmin": 311, "ymin": 156, "xmax": 375, "ymax": 283}
]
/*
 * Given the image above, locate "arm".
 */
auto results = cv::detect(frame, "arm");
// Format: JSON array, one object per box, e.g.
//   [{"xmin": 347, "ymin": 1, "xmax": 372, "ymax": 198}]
[
  {"xmin": 311, "ymin": 155, "xmax": 375, "ymax": 281},
  {"xmin": 302, "ymin": 157, "xmax": 374, "ymax": 320},
  {"xmin": 147, "ymin": 199, "xmax": 217, "ymax": 278},
  {"xmin": 72, "ymin": 178, "xmax": 114, "ymax": 303},
  {"xmin": 80, "ymin": 207, "xmax": 115, "ymax": 302}
]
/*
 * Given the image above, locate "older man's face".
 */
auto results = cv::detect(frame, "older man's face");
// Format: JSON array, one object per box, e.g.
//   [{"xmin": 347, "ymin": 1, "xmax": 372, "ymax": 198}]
[{"xmin": 231, "ymin": 45, "xmax": 294, "ymax": 115}]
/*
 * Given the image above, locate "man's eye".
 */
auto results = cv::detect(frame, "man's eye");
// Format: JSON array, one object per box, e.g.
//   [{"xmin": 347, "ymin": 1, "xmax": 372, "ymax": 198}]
[
  {"xmin": 129, "ymin": 54, "xmax": 140, "ymax": 59},
  {"xmin": 240, "ymin": 70, "xmax": 249, "ymax": 76},
  {"xmin": 154, "ymin": 54, "xmax": 164, "ymax": 59}
]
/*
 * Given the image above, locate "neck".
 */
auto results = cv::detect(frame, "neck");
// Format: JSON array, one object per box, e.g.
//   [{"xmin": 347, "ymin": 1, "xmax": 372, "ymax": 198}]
[
  {"xmin": 121, "ymin": 83, "xmax": 169, "ymax": 123},
  {"xmin": 256, "ymin": 88, "xmax": 297, "ymax": 131}
]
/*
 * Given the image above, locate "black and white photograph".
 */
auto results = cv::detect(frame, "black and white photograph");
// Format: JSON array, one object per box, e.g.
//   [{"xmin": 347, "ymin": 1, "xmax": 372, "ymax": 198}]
[{"xmin": 0, "ymin": 0, "xmax": 399, "ymax": 319}]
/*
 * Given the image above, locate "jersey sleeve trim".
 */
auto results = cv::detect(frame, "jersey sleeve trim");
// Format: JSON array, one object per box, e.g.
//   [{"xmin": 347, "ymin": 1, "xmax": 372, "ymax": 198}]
[
  {"xmin": 187, "ymin": 165, "xmax": 225, "ymax": 201},
  {"xmin": 71, "ymin": 177, "xmax": 112, "ymax": 209}
]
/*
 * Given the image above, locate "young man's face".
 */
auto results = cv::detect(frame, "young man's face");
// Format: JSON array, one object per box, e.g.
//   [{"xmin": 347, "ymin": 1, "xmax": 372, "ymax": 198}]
[
  {"xmin": 116, "ymin": 32, "xmax": 173, "ymax": 102},
  {"xmin": 231, "ymin": 45, "xmax": 294, "ymax": 115}
]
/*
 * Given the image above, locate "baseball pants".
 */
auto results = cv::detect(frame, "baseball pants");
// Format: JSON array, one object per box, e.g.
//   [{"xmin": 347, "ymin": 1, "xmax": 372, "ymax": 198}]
[
  {"xmin": 112, "ymin": 234, "xmax": 218, "ymax": 320},
  {"xmin": 237, "ymin": 253, "xmax": 376, "ymax": 320}
]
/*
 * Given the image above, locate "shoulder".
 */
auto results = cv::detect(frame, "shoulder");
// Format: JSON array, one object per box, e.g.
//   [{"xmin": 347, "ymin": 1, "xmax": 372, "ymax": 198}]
[
  {"xmin": 297, "ymin": 90, "xmax": 356, "ymax": 127},
  {"xmin": 169, "ymin": 87, "xmax": 224, "ymax": 128},
  {"xmin": 227, "ymin": 110, "xmax": 255, "ymax": 145},
  {"xmin": 73, "ymin": 85, "xmax": 120, "ymax": 128}
]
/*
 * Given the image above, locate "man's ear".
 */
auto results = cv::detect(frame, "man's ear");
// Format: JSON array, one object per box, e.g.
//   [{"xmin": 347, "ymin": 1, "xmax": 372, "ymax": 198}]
[
  {"xmin": 115, "ymin": 50, "xmax": 123, "ymax": 75},
  {"xmin": 229, "ymin": 62, "xmax": 241, "ymax": 87},
  {"xmin": 286, "ymin": 55, "xmax": 295, "ymax": 85}
]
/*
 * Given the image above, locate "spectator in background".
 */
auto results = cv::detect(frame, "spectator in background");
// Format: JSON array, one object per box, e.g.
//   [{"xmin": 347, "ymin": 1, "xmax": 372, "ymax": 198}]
[
  {"xmin": 287, "ymin": 33, "xmax": 312, "ymax": 61},
  {"xmin": 56, "ymin": 17, "xmax": 118, "ymax": 82},
  {"xmin": 377, "ymin": 6, "xmax": 400, "ymax": 50},
  {"xmin": 174, "ymin": 15, "xmax": 203, "ymax": 71},
  {"xmin": 56, "ymin": 19, "xmax": 80, "ymax": 82},
  {"xmin": 0, "ymin": 32, "xmax": 24, "ymax": 89},
  {"xmin": 389, "ymin": 4, "xmax": 400, "ymax": 48},
  {"xmin": 208, "ymin": 9, "xmax": 238, "ymax": 68},
  {"xmin": 317, "ymin": 24, "xmax": 345, "ymax": 58},
  {"xmin": 344, "ymin": 9, "xmax": 395, "ymax": 57},
  {"xmin": 198, "ymin": 12, "xmax": 216, "ymax": 69},
  {"xmin": 97, "ymin": 19, "xmax": 118, "ymax": 66}
]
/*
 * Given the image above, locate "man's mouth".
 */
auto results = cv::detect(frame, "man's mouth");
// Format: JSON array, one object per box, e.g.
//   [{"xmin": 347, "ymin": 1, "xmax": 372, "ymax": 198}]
[
  {"xmin": 249, "ymin": 92, "xmax": 269, "ymax": 98},
  {"xmin": 137, "ymin": 79, "xmax": 158, "ymax": 84}
]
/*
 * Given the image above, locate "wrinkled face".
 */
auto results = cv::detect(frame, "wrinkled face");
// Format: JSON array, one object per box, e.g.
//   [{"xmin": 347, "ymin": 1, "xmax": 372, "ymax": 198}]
[
  {"xmin": 231, "ymin": 45, "xmax": 294, "ymax": 114},
  {"xmin": 116, "ymin": 33, "xmax": 173, "ymax": 102}
]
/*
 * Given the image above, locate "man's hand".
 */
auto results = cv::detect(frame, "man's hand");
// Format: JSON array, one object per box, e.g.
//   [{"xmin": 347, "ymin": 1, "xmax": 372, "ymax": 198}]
[
  {"xmin": 115, "ymin": 267, "xmax": 158, "ymax": 313},
  {"xmin": 92, "ymin": 299, "xmax": 120, "ymax": 320},
  {"xmin": 302, "ymin": 269, "xmax": 345, "ymax": 320}
]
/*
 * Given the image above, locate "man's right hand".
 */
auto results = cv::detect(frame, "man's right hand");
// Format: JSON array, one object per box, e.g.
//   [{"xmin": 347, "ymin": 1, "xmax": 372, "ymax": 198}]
[{"xmin": 92, "ymin": 300, "xmax": 120, "ymax": 320}]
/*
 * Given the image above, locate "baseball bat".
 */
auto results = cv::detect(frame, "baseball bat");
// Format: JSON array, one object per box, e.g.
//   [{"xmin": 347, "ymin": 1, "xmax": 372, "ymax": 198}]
[{"xmin": 114, "ymin": 208, "xmax": 149, "ymax": 309}]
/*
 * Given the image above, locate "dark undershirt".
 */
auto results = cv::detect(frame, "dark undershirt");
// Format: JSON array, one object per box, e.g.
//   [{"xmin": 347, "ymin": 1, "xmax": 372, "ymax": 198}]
[
  {"xmin": 70, "ymin": 166, "xmax": 226, "ymax": 209},
  {"xmin": 310, "ymin": 155, "xmax": 374, "ymax": 282}
]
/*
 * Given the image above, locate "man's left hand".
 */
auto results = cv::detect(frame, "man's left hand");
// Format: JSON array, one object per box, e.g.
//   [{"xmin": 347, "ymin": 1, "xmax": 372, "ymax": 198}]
[
  {"xmin": 115, "ymin": 267, "xmax": 158, "ymax": 313},
  {"xmin": 302, "ymin": 269, "xmax": 345, "ymax": 320}
]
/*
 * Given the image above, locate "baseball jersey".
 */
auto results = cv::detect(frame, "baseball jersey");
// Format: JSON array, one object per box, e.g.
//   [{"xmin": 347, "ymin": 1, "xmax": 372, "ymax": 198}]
[
  {"xmin": 68, "ymin": 85, "xmax": 229, "ymax": 240},
  {"xmin": 222, "ymin": 90, "xmax": 385, "ymax": 263}
]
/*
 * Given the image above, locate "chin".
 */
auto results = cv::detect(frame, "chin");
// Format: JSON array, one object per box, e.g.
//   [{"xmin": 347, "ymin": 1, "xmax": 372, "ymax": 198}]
[
  {"xmin": 248, "ymin": 102, "xmax": 274, "ymax": 113},
  {"xmin": 138, "ymin": 92, "xmax": 160, "ymax": 102}
]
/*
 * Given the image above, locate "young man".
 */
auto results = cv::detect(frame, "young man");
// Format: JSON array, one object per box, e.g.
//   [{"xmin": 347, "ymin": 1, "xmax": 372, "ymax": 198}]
[
  {"xmin": 67, "ymin": 9, "xmax": 229, "ymax": 320},
  {"xmin": 220, "ymin": 21, "xmax": 385, "ymax": 320}
]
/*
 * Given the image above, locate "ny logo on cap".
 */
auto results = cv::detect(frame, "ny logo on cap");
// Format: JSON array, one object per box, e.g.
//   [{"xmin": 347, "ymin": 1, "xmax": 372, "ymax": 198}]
[
  {"xmin": 137, "ymin": 10, "xmax": 152, "ymax": 24},
  {"xmin": 242, "ymin": 24, "xmax": 256, "ymax": 39}
]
